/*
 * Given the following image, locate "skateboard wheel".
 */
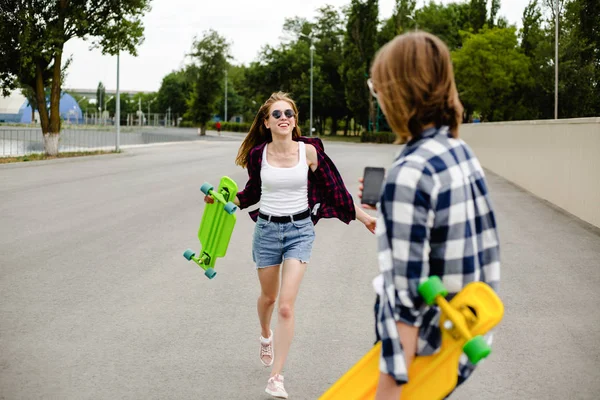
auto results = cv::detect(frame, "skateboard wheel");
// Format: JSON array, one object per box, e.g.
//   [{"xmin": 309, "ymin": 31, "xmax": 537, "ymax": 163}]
[
  {"xmin": 200, "ymin": 183, "xmax": 213, "ymax": 195},
  {"xmin": 224, "ymin": 202, "xmax": 237, "ymax": 214},
  {"xmin": 183, "ymin": 249, "xmax": 195, "ymax": 260},
  {"xmin": 463, "ymin": 335, "xmax": 491, "ymax": 364},
  {"xmin": 205, "ymin": 268, "xmax": 217, "ymax": 279},
  {"xmin": 418, "ymin": 276, "xmax": 448, "ymax": 306}
]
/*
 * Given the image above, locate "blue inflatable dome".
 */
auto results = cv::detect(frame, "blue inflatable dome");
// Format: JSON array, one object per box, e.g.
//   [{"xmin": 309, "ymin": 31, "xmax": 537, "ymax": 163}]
[{"xmin": 19, "ymin": 92, "xmax": 83, "ymax": 123}]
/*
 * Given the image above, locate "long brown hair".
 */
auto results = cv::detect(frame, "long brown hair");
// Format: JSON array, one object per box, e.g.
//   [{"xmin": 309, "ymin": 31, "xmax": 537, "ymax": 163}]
[
  {"xmin": 235, "ymin": 92, "xmax": 302, "ymax": 168},
  {"xmin": 370, "ymin": 31, "xmax": 463, "ymax": 143}
]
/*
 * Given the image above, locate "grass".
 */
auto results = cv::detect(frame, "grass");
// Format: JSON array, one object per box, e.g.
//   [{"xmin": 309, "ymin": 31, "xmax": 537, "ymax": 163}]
[{"xmin": 0, "ymin": 150, "xmax": 120, "ymax": 164}]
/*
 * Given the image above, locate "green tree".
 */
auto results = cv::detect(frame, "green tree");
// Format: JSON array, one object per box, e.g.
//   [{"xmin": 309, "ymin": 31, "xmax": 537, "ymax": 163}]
[
  {"xmin": 212, "ymin": 66, "xmax": 247, "ymax": 122},
  {"xmin": 378, "ymin": 0, "xmax": 417, "ymax": 50},
  {"xmin": 156, "ymin": 71, "xmax": 190, "ymax": 125},
  {"xmin": 414, "ymin": 2, "xmax": 471, "ymax": 50},
  {"xmin": 312, "ymin": 5, "xmax": 347, "ymax": 135},
  {"xmin": 105, "ymin": 94, "xmax": 134, "ymax": 121},
  {"xmin": 0, "ymin": 0, "xmax": 150, "ymax": 155},
  {"xmin": 96, "ymin": 82, "xmax": 106, "ymax": 115},
  {"xmin": 576, "ymin": 0, "xmax": 599, "ymax": 81},
  {"xmin": 377, "ymin": 17, "xmax": 399, "ymax": 48},
  {"xmin": 185, "ymin": 30, "xmax": 231, "ymax": 135},
  {"xmin": 341, "ymin": 0, "xmax": 379, "ymax": 130},
  {"xmin": 518, "ymin": 0, "xmax": 549, "ymax": 118},
  {"xmin": 469, "ymin": 0, "xmax": 488, "ymax": 32},
  {"xmin": 243, "ymin": 22, "xmax": 321, "ymax": 133},
  {"xmin": 560, "ymin": 0, "xmax": 599, "ymax": 116},
  {"xmin": 489, "ymin": 0, "xmax": 501, "ymax": 27},
  {"xmin": 576, "ymin": 0, "xmax": 600, "ymax": 113},
  {"xmin": 531, "ymin": 0, "xmax": 599, "ymax": 118},
  {"xmin": 453, "ymin": 27, "xmax": 532, "ymax": 121}
]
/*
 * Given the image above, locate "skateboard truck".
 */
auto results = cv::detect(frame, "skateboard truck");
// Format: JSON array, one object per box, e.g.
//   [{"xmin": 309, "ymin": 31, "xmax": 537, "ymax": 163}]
[
  {"xmin": 182, "ymin": 249, "xmax": 215, "ymax": 279},
  {"xmin": 418, "ymin": 276, "xmax": 492, "ymax": 364},
  {"xmin": 201, "ymin": 183, "xmax": 237, "ymax": 214}
]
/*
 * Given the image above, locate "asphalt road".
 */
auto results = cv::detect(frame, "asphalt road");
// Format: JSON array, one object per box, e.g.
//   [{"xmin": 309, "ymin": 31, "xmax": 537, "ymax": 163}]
[{"xmin": 1, "ymin": 135, "xmax": 599, "ymax": 399}]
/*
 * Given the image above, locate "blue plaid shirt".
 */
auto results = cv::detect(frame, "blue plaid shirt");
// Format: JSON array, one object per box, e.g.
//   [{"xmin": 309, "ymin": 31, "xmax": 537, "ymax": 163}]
[{"xmin": 374, "ymin": 126, "xmax": 501, "ymax": 385}]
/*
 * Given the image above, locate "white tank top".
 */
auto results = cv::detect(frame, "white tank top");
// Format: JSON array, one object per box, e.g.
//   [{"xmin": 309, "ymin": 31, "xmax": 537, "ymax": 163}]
[{"xmin": 260, "ymin": 141, "xmax": 309, "ymax": 216}]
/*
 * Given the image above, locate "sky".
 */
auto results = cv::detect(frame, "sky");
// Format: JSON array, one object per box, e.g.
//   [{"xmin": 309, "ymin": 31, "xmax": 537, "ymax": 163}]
[{"xmin": 62, "ymin": 0, "xmax": 530, "ymax": 93}]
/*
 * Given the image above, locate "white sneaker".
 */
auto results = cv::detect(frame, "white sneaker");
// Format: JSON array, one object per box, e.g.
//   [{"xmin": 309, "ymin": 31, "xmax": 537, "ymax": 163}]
[
  {"xmin": 260, "ymin": 330, "xmax": 274, "ymax": 367},
  {"xmin": 265, "ymin": 374, "xmax": 288, "ymax": 399}
]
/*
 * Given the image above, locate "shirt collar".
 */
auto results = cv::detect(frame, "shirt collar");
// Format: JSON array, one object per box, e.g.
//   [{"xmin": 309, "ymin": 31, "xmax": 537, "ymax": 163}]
[{"xmin": 399, "ymin": 126, "xmax": 449, "ymax": 158}]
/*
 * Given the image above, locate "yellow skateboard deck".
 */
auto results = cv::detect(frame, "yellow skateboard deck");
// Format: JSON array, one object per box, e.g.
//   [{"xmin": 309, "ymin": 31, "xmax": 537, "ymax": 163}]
[{"xmin": 319, "ymin": 278, "xmax": 504, "ymax": 400}]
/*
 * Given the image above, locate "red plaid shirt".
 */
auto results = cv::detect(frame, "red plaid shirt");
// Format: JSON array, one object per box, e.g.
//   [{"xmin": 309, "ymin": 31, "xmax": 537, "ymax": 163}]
[{"xmin": 236, "ymin": 137, "xmax": 356, "ymax": 225}]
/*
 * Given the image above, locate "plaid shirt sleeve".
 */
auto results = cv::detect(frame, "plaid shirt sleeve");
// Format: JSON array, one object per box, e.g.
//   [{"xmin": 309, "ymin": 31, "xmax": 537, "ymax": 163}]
[
  {"xmin": 376, "ymin": 161, "xmax": 439, "ymax": 384},
  {"xmin": 236, "ymin": 147, "xmax": 262, "ymax": 210},
  {"xmin": 305, "ymin": 137, "xmax": 356, "ymax": 224}
]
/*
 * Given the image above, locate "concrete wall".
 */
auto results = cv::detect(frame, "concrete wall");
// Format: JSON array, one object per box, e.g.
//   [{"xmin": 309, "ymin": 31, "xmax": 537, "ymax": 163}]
[{"xmin": 460, "ymin": 118, "xmax": 600, "ymax": 229}]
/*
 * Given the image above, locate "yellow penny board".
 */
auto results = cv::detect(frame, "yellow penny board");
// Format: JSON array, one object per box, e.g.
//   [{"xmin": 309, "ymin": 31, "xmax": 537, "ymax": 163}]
[{"xmin": 319, "ymin": 281, "xmax": 504, "ymax": 400}]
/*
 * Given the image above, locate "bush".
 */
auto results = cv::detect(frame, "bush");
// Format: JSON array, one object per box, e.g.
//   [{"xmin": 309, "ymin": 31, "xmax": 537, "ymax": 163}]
[
  {"xmin": 220, "ymin": 122, "xmax": 252, "ymax": 133},
  {"xmin": 179, "ymin": 120, "xmax": 252, "ymax": 133},
  {"xmin": 360, "ymin": 131, "xmax": 396, "ymax": 144},
  {"xmin": 179, "ymin": 120, "xmax": 196, "ymax": 128}
]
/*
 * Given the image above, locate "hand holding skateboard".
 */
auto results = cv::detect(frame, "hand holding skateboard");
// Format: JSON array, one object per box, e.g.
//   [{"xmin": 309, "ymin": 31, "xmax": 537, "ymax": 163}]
[
  {"xmin": 182, "ymin": 177, "xmax": 239, "ymax": 279},
  {"xmin": 319, "ymin": 276, "xmax": 504, "ymax": 400}
]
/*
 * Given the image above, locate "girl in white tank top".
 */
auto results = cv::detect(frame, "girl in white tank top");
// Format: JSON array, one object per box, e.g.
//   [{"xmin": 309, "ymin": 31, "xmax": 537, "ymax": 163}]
[
  {"xmin": 205, "ymin": 93, "xmax": 376, "ymax": 399},
  {"xmin": 260, "ymin": 141, "xmax": 309, "ymax": 216}
]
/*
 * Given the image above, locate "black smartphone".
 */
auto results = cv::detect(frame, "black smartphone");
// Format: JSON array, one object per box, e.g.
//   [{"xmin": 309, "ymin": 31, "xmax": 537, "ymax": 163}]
[{"xmin": 361, "ymin": 167, "xmax": 385, "ymax": 206}]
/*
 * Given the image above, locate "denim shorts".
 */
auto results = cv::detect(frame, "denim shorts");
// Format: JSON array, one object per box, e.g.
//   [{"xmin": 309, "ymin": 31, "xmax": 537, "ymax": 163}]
[{"xmin": 252, "ymin": 214, "xmax": 316, "ymax": 268}]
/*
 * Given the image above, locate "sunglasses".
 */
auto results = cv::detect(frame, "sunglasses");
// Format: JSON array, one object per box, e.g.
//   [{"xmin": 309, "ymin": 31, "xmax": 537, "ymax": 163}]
[
  {"xmin": 271, "ymin": 109, "xmax": 296, "ymax": 119},
  {"xmin": 367, "ymin": 78, "xmax": 378, "ymax": 99}
]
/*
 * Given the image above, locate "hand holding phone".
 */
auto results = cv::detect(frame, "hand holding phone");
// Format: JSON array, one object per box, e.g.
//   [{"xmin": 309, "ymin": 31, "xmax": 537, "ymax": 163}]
[{"xmin": 360, "ymin": 167, "xmax": 385, "ymax": 207}]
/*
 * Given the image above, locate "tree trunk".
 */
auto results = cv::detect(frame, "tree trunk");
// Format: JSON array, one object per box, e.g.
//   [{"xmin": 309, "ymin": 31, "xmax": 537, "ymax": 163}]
[
  {"xmin": 49, "ymin": 46, "xmax": 63, "ymax": 136},
  {"xmin": 41, "ymin": 2, "xmax": 67, "ymax": 156},
  {"xmin": 35, "ymin": 63, "xmax": 50, "ymax": 133},
  {"xmin": 344, "ymin": 116, "xmax": 349, "ymax": 136},
  {"xmin": 43, "ymin": 133, "xmax": 60, "ymax": 156},
  {"xmin": 199, "ymin": 124, "xmax": 207, "ymax": 136},
  {"xmin": 331, "ymin": 117, "xmax": 338, "ymax": 137}
]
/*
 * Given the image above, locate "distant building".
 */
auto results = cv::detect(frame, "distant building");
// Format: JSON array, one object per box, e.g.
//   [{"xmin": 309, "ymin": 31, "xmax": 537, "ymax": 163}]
[
  {"xmin": 65, "ymin": 88, "xmax": 142, "ymax": 103},
  {"xmin": 0, "ymin": 91, "xmax": 27, "ymax": 123},
  {"xmin": 0, "ymin": 91, "xmax": 83, "ymax": 123}
]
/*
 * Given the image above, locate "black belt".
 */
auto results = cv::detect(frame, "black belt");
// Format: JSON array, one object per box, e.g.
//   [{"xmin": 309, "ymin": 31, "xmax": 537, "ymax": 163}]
[{"xmin": 258, "ymin": 209, "xmax": 310, "ymax": 223}]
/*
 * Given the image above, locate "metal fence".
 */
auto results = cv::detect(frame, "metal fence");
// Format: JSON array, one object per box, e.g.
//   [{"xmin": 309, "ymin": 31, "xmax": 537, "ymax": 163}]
[
  {"xmin": 72, "ymin": 112, "xmax": 181, "ymax": 127},
  {"xmin": 0, "ymin": 127, "xmax": 200, "ymax": 157}
]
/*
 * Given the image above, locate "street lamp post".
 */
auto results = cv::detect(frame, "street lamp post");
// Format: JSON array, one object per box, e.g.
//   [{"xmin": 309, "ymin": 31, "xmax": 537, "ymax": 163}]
[
  {"xmin": 116, "ymin": 51, "xmax": 120, "ymax": 151},
  {"xmin": 310, "ymin": 42, "xmax": 314, "ymax": 137},
  {"xmin": 224, "ymin": 69, "xmax": 228, "ymax": 123},
  {"xmin": 554, "ymin": 0, "xmax": 559, "ymax": 119}
]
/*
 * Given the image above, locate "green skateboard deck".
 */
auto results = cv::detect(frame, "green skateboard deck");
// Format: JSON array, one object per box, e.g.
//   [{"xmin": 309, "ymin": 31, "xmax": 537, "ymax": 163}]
[{"xmin": 183, "ymin": 176, "xmax": 238, "ymax": 279}]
